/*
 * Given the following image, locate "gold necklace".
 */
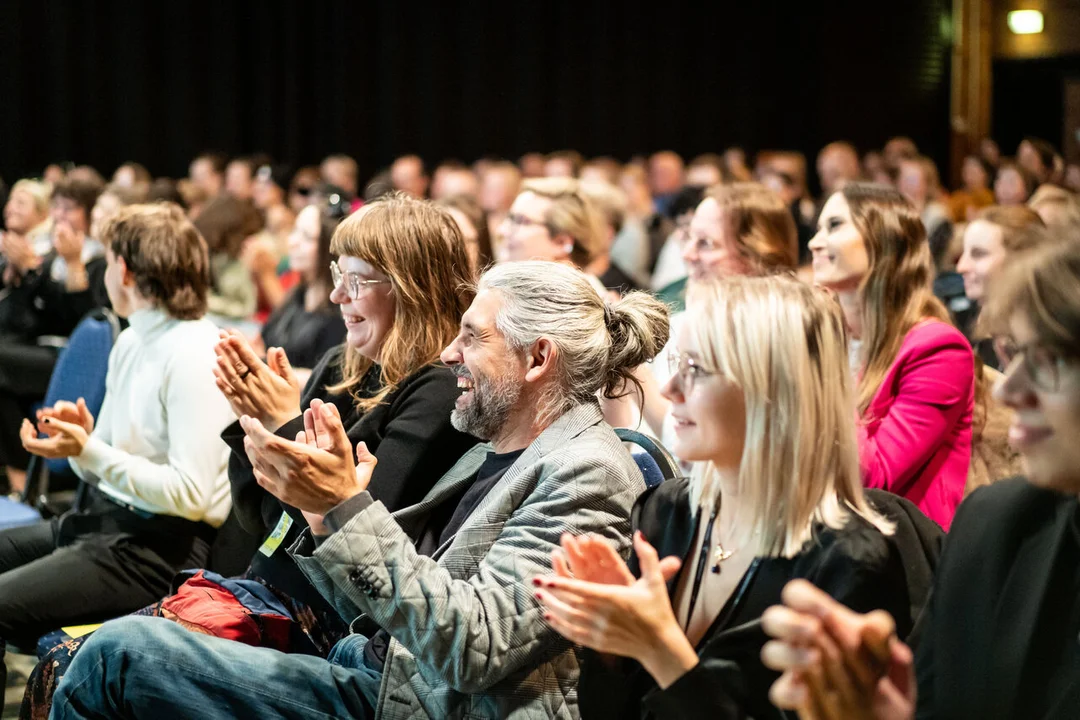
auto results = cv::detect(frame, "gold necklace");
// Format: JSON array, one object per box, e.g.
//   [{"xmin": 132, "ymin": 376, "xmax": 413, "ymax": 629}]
[{"xmin": 710, "ymin": 543, "xmax": 736, "ymax": 574}]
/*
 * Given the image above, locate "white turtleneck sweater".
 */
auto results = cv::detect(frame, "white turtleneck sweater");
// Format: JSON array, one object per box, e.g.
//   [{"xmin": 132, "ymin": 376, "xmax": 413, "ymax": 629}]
[{"xmin": 69, "ymin": 308, "xmax": 235, "ymax": 527}]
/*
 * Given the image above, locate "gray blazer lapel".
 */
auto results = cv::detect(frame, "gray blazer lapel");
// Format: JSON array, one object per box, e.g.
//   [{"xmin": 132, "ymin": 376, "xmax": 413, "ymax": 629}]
[
  {"xmin": 391, "ymin": 443, "xmax": 491, "ymax": 529},
  {"xmin": 430, "ymin": 402, "xmax": 605, "ymax": 559}
]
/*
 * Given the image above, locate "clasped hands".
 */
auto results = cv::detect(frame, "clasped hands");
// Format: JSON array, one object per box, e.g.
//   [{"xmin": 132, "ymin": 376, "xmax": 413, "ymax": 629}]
[
  {"xmin": 213, "ymin": 330, "xmax": 301, "ymax": 432},
  {"xmin": 532, "ymin": 531, "xmax": 698, "ymax": 689},
  {"xmin": 240, "ymin": 397, "xmax": 376, "ymax": 526},
  {"xmin": 760, "ymin": 579, "xmax": 917, "ymax": 720},
  {"xmin": 20, "ymin": 397, "xmax": 95, "ymax": 459}
]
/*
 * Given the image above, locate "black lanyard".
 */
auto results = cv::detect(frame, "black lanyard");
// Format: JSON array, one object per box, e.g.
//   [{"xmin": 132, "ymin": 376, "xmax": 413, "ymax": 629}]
[{"xmin": 684, "ymin": 504, "xmax": 718, "ymax": 632}]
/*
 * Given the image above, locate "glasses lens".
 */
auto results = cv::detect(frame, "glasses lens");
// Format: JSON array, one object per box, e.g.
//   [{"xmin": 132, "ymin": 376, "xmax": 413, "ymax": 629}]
[{"xmin": 1028, "ymin": 346, "xmax": 1061, "ymax": 391}]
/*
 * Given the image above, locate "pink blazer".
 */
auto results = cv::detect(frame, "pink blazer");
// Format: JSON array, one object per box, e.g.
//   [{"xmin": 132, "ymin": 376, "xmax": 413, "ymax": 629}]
[{"xmin": 859, "ymin": 320, "xmax": 973, "ymax": 530}]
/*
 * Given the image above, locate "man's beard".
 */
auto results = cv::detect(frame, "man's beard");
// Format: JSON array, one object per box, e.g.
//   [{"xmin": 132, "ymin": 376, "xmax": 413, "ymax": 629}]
[{"xmin": 451, "ymin": 369, "xmax": 522, "ymax": 441}]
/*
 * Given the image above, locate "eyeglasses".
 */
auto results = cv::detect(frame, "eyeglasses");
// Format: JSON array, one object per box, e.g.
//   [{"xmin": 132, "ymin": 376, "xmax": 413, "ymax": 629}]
[
  {"xmin": 680, "ymin": 232, "xmax": 724, "ymax": 255},
  {"xmin": 667, "ymin": 351, "xmax": 715, "ymax": 393},
  {"xmin": 993, "ymin": 336, "xmax": 1068, "ymax": 392},
  {"xmin": 330, "ymin": 260, "xmax": 391, "ymax": 300},
  {"xmin": 504, "ymin": 213, "xmax": 550, "ymax": 232}
]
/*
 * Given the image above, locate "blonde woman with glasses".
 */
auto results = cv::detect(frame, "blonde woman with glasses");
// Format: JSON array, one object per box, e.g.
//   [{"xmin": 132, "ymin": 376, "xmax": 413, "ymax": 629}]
[{"xmin": 533, "ymin": 275, "xmax": 909, "ymax": 720}]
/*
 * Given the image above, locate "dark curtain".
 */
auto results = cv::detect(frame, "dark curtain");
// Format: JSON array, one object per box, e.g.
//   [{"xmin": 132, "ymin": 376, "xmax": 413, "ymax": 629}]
[
  {"xmin": 992, "ymin": 55, "xmax": 1080, "ymax": 157},
  {"xmin": 0, "ymin": 0, "xmax": 951, "ymax": 185}
]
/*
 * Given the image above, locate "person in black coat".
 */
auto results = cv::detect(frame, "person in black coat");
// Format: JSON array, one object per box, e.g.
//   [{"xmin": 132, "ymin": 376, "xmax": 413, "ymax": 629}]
[
  {"xmin": 763, "ymin": 238, "xmax": 1080, "ymax": 719},
  {"xmin": 534, "ymin": 276, "xmax": 912, "ymax": 719}
]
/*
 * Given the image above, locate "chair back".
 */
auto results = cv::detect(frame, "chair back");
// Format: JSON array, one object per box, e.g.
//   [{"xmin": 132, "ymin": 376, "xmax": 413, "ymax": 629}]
[{"xmin": 615, "ymin": 428, "xmax": 680, "ymax": 489}]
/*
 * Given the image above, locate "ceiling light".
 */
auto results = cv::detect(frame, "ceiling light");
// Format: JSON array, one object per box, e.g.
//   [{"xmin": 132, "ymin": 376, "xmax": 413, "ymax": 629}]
[{"xmin": 1008, "ymin": 10, "xmax": 1044, "ymax": 34}]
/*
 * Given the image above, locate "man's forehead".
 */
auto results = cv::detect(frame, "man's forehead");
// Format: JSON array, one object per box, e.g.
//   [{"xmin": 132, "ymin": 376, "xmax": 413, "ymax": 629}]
[{"xmin": 462, "ymin": 289, "xmax": 502, "ymax": 331}]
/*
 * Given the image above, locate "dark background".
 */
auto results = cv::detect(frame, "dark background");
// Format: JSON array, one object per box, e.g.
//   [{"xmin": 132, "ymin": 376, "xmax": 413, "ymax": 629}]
[{"xmin": 0, "ymin": 0, "xmax": 961, "ymax": 185}]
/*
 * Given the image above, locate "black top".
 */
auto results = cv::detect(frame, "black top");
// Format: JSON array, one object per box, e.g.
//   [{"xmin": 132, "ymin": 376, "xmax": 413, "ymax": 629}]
[
  {"xmin": 579, "ymin": 478, "xmax": 916, "ymax": 720},
  {"xmin": 220, "ymin": 345, "xmax": 479, "ymax": 610},
  {"xmin": 260, "ymin": 285, "xmax": 346, "ymax": 369},
  {"xmin": 598, "ymin": 263, "xmax": 641, "ymax": 296},
  {"xmin": 0, "ymin": 252, "xmax": 109, "ymax": 341},
  {"xmin": 915, "ymin": 478, "xmax": 1080, "ymax": 719}
]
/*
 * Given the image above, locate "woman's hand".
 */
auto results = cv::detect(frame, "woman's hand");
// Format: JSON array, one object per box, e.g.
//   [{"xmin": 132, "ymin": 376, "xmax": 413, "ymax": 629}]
[
  {"xmin": 550, "ymin": 533, "xmax": 637, "ymax": 586},
  {"xmin": 534, "ymin": 531, "xmax": 694, "ymax": 689},
  {"xmin": 760, "ymin": 579, "xmax": 916, "ymax": 720},
  {"xmin": 213, "ymin": 330, "xmax": 301, "ymax": 431},
  {"xmin": 37, "ymin": 397, "xmax": 95, "ymax": 436},
  {"xmin": 240, "ymin": 398, "xmax": 376, "ymax": 516}
]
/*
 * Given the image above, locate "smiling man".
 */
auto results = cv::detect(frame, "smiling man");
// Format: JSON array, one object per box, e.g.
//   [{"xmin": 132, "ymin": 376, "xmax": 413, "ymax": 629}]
[{"xmin": 55, "ymin": 261, "xmax": 669, "ymax": 719}]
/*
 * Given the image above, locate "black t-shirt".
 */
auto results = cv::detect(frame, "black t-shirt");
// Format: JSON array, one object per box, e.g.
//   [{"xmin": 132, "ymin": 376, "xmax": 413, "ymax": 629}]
[
  {"xmin": 1017, "ymin": 500, "xmax": 1080, "ymax": 717},
  {"xmin": 363, "ymin": 448, "xmax": 525, "ymax": 670}
]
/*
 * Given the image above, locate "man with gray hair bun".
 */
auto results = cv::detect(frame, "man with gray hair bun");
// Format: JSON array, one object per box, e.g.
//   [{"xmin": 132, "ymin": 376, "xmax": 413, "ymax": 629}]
[{"xmin": 55, "ymin": 261, "xmax": 670, "ymax": 719}]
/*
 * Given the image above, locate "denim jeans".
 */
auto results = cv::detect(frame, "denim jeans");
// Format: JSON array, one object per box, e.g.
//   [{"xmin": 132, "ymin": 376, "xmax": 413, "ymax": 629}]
[{"xmin": 52, "ymin": 616, "xmax": 383, "ymax": 719}]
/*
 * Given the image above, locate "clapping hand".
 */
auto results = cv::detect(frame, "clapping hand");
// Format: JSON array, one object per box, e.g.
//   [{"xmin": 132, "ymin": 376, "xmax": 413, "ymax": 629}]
[
  {"xmin": 533, "ymin": 531, "xmax": 695, "ymax": 689},
  {"xmin": 213, "ymin": 330, "xmax": 301, "ymax": 431},
  {"xmin": 760, "ymin": 579, "xmax": 916, "ymax": 720},
  {"xmin": 241, "ymin": 398, "xmax": 377, "ymax": 516},
  {"xmin": 20, "ymin": 397, "xmax": 96, "ymax": 459},
  {"xmin": 53, "ymin": 221, "xmax": 85, "ymax": 264}
]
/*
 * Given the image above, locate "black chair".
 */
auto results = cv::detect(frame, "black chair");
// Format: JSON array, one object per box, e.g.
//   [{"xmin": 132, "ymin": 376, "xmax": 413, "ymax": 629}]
[{"xmin": 615, "ymin": 428, "xmax": 680, "ymax": 488}]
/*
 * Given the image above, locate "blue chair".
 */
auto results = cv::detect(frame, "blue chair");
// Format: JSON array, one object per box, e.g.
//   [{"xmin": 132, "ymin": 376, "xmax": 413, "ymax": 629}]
[
  {"xmin": 615, "ymin": 428, "xmax": 680, "ymax": 489},
  {"xmin": 0, "ymin": 309, "xmax": 121, "ymax": 530}
]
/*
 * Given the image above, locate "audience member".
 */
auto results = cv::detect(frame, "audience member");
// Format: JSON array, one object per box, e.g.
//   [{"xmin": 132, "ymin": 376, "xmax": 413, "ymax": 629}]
[
  {"xmin": 189, "ymin": 152, "xmax": 226, "ymax": 198},
  {"xmin": 538, "ymin": 275, "xmax": 910, "ymax": 720},
  {"xmin": 244, "ymin": 164, "xmax": 298, "ymax": 319},
  {"xmin": 648, "ymin": 151, "xmax": 685, "ymax": 215},
  {"xmin": 1017, "ymin": 136, "xmax": 1056, "ymax": 186},
  {"xmin": 478, "ymin": 161, "xmax": 521, "ymax": 251},
  {"xmin": 581, "ymin": 180, "xmax": 642, "ymax": 294},
  {"xmin": 897, "ymin": 156, "xmax": 953, "ymax": 268},
  {"xmin": 111, "ymin": 162, "xmax": 151, "ymax": 196},
  {"xmin": 194, "ymin": 195, "xmax": 263, "ymax": 321},
  {"xmin": 948, "ymin": 154, "xmax": 996, "ymax": 221},
  {"xmin": 810, "ymin": 182, "xmax": 972, "ymax": 529},
  {"xmin": 225, "ymin": 157, "xmax": 258, "ymax": 202},
  {"xmin": 389, "ymin": 155, "xmax": 429, "ymax": 199},
  {"xmin": 544, "ymin": 150, "xmax": 584, "ymax": 179},
  {"xmin": 288, "ymin": 166, "xmax": 321, "ymax": 214},
  {"xmin": 518, "ymin": 151, "xmax": 547, "ymax": 178},
  {"xmin": 320, "ymin": 154, "xmax": 360, "ymax": 200},
  {"xmin": 686, "ymin": 153, "xmax": 724, "ymax": 187},
  {"xmin": 0, "ymin": 177, "xmax": 108, "ymax": 493},
  {"xmin": 89, "ymin": 184, "xmax": 145, "ymax": 242},
  {"xmin": 994, "ymin": 160, "xmax": 1036, "ymax": 206},
  {"xmin": 763, "ymin": 239, "xmax": 1080, "ymax": 719},
  {"xmin": 0, "ymin": 203, "xmax": 234, "ymax": 689},
  {"xmin": 580, "ymin": 157, "xmax": 623, "ymax": 186},
  {"xmin": 146, "ymin": 177, "xmax": 185, "ymax": 207},
  {"xmin": 883, "ymin": 136, "xmax": 919, "ymax": 170},
  {"xmin": 721, "ymin": 147, "xmax": 753, "ymax": 181},
  {"xmin": 2, "ymin": 179, "xmax": 50, "ymax": 261},
  {"xmin": 816, "ymin": 141, "xmax": 861, "ymax": 197},
  {"xmin": 430, "ymin": 162, "xmax": 479, "ymax": 200},
  {"xmin": 55, "ymin": 261, "xmax": 667, "ymax": 719},
  {"xmin": 649, "ymin": 185, "xmax": 706, "ymax": 293},
  {"xmin": 42, "ymin": 164, "xmax": 66, "ymax": 187},
  {"xmin": 436, "ymin": 193, "xmax": 492, "ymax": 273},
  {"xmin": 980, "ymin": 137, "xmax": 1001, "ymax": 168},
  {"xmin": 1028, "ymin": 183, "xmax": 1080, "ymax": 234}
]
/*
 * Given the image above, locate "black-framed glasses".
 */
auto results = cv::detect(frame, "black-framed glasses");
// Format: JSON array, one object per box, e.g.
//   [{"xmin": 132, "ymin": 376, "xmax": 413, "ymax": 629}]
[
  {"xmin": 667, "ymin": 351, "xmax": 715, "ymax": 393},
  {"xmin": 993, "ymin": 336, "xmax": 1067, "ymax": 392},
  {"xmin": 330, "ymin": 260, "xmax": 391, "ymax": 300}
]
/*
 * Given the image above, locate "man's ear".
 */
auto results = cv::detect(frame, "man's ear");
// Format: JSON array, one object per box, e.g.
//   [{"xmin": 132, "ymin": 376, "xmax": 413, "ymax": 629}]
[
  {"xmin": 117, "ymin": 256, "xmax": 136, "ymax": 287},
  {"xmin": 524, "ymin": 337, "xmax": 557, "ymax": 383}
]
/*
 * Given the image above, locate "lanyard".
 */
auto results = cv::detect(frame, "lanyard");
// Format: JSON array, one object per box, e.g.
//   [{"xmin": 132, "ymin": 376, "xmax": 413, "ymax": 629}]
[{"xmin": 684, "ymin": 504, "xmax": 719, "ymax": 633}]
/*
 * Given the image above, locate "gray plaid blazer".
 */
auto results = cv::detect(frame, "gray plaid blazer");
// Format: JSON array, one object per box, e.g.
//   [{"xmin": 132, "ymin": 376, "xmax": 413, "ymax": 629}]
[{"xmin": 292, "ymin": 402, "xmax": 646, "ymax": 719}]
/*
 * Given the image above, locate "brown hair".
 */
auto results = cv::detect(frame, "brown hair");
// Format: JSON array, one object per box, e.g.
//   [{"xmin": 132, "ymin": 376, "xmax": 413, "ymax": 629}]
[
  {"xmin": 842, "ymin": 183, "xmax": 952, "ymax": 413},
  {"xmin": 193, "ymin": 195, "xmax": 263, "ymax": 259},
  {"xmin": 103, "ymin": 203, "xmax": 210, "ymax": 320},
  {"xmin": 707, "ymin": 182, "xmax": 799, "ymax": 273},
  {"xmin": 326, "ymin": 193, "xmax": 474, "ymax": 411},
  {"xmin": 975, "ymin": 205, "xmax": 1049, "ymax": 252},
  {"xmin": 52, "ymin": 177, "xmax": 104, "ymax": 217},
  {"xmin": 436, "ymin": 193, "xmax": 493, "ymax": 271}
]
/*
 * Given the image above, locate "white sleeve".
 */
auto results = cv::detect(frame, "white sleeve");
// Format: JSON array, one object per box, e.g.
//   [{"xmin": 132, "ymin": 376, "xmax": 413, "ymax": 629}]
[{"xmin": 72, "ymin": 347, "xmax": 234, "ymax": 522}]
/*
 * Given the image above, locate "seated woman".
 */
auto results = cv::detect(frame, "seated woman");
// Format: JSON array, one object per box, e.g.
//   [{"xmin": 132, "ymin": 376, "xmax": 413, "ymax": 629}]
[
  {"xmin": 255, "ymin": 202, "xmax": 346, "ymax": 372},
  {"xmin": 763, "ymin": 238, "xmax": 1080, "ymax": 719},
  {"xmin": 21, "ymin": 193, "xmax": 480, "ymax": 716},
  {"xmin": 0, "ymin": 203, "xmax": 235, "ymax": 689},
  {"xmin": 810, "ymin": 182, "xmax": 974, "ymax": 530},
  {"xmin": 194, "ymin": 194, "xmax": 263, "ymax": 322},
  {"xmin": 533, "ymin": 275, "xmax": 909, "ymax": 720}
]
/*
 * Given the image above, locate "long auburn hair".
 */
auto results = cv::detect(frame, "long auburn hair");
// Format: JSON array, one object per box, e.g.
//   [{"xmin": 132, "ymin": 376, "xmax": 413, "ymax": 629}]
[
  {"xmin": 843, "ymin": 183, "xmax": 951, "ymax": 414},
  {"xmin": 325, "ymin": 193, "xmax": 474, "ymax": 411},
  {"xmin": 686, "ymin": 276, "xmax": 893, "ymax": 558}
]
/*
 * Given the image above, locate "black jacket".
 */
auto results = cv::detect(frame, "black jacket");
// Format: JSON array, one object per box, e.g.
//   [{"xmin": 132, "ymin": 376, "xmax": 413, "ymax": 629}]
[
  {"xmin": 259, "ymin": 287, "xmax": 346, "ymax": 369},
  {"xmin": 221, "ymin": 345, "xmax": 479, "ymax": 607},
  {"xmin": 915, "ymin": 478, "xmax": 1080, "ymax": 719},
  {"xmin": 0, "ymin": 252, "xmax": 109, "ymax": 341},
  {"xmin": 579, "ymin": 480, "xmax": 923, "ymax": 720}
]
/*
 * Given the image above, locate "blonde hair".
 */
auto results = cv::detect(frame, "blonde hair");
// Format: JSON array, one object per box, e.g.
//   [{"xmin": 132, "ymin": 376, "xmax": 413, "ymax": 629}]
[
  {"xmin": 1028, "ymin": 185, "xmax": 1080, "ymax": 232},
  {"xmin": 326, "ymin": 193, "xmax": 474, "ymax": 411},
  {"xmin": 685, "ymin": 276, "xmax": 893, "ymax": 558},
  {"xmin": 10, "ymin": 179, "xmax": 51, "ymax": 215},
  {"xmin": 520, "ymin": 177, "xmax": 606, "ymax": 267}
]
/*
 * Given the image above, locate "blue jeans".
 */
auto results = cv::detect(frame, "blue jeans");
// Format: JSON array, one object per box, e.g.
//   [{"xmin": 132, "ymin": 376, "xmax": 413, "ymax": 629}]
[{"xmin": 52, "ymin": 616, "xmax": 382, "ymax": 719}]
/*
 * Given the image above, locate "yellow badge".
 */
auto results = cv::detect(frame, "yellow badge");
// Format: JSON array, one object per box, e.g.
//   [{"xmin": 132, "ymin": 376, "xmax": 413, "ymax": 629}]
[{"xmin": 258, "ymin": 511, "xmax": 295, "ymax": 557}]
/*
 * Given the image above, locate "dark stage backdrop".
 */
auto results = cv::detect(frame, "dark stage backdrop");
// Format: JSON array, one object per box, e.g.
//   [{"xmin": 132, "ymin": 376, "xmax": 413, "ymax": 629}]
[{"xmin": 0, "ymin": 1, "xmax": 952, "ymax": 187}]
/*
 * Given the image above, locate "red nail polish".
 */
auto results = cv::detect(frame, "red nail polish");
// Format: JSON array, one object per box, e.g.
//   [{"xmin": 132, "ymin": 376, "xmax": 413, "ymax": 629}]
[
  {"xmin": 532, "ymin": 578, "xmax": 541, "ymax": 586},
  {"xmin": 534, "ymin": 592, "xmax": 543, "ymax": 600}
]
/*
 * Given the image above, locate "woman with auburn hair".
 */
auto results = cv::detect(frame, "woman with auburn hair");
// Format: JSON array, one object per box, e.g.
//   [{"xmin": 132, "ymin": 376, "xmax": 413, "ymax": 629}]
[
  {"xmin": 534, "ymin": 275, "xmax": 909, "ymax": 719},
  {"xmin": 764, "ymin": 240, "xmax": 1080, "ymax": 719},
  {"xmin": 22, "ymin": 193, "xmax": 480, "ymax": 715},
  {"xmin": 637, "ymin": 182, "xmax": 798, "ymax": 439},
  {"xmin": 810, "ymin": 182, "xmax": 973, "ymax": 530}
]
